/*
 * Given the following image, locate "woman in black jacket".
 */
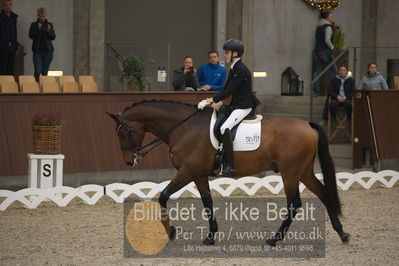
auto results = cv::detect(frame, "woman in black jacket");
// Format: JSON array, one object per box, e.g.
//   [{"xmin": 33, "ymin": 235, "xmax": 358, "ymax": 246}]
[
  {"xmin": 29, "ymin": 7, "xmax": 55, "ymax": 81},
  {"xmin": 327, "ymin": 65, "xmax": 355, "ymax": 122}
]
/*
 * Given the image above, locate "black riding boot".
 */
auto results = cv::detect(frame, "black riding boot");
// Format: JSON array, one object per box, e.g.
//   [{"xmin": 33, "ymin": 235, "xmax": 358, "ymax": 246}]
[{"xmin": 220, "ymin": 129, "xmax": 236, "ymax": 177}]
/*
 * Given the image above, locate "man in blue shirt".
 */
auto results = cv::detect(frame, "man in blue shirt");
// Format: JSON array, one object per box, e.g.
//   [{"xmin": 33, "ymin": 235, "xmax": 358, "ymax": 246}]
[{"xmin": 196, "ymin": 50, "xmax": 226, "ymax": 91}]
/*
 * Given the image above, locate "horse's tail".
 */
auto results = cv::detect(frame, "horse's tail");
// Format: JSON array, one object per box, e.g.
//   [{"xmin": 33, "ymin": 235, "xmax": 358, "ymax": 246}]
[{"xmin": 309, "ymin": 122, "xmax": 342, "ymax": 216}]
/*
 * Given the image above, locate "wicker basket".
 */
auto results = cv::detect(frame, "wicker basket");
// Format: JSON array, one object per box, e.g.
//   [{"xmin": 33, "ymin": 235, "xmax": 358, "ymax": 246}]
[{"xmin": 32, "ymin": 125, "xmax": 62, "ymax": 154}]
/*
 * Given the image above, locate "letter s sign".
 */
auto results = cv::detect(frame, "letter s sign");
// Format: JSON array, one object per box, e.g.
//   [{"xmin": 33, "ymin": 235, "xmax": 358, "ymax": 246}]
[{"xmin": 43, "ymin": 164, "xmax": 52, "ymax": 177}]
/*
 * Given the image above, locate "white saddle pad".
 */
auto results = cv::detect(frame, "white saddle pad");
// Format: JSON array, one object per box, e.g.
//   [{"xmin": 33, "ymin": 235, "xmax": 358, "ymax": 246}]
[{"xmin": 210, "ymin": 110, "xmax": 262, "ymax": 151}]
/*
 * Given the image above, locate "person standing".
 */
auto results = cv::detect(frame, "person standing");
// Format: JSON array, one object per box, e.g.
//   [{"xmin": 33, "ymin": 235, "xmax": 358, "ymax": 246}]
[
  {"xmin": 0, "ymin": 0, "xmax": 18, "ymax": 75},
  {"xmin": 29, "ymin": 7, "xmax": 56, "ymax": 82},
  {"xmin": 357, "ymin": 63, "xmax": 389, "ymax": 90},
  {"xmin": 196, "ymin": 50, "xmax": 226, "ymax": 91},
  {"xmin": 312, "ymin": 11, "xmax": 337, "ymax": 96}
]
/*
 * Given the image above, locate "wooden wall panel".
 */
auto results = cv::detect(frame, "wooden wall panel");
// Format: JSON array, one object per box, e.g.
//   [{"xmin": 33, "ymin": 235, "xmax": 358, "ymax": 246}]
[
  {"xmin": 0, "ymin": 104, "xmax": 12, "ymax": 175},
  {"xmin": 353, "ymin": 90, "xmax": 399, "ymax": 168},
  {"xmin": 0, "ymin": 92, "xmax": 217, "ymax": 175},
  {"xmin": 369, "ymin": 91, "xmax": 399, "ymax": 159}
]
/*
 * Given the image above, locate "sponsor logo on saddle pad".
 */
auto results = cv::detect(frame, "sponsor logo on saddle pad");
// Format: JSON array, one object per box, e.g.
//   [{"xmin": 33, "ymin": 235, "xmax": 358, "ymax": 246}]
[
  {"xmin": 246, "ymin": 134, "xmax": 260, "ymax": 144},
  {"xmin": 210, "ymin": 111, "xmax": 262, "ymax": 151}
]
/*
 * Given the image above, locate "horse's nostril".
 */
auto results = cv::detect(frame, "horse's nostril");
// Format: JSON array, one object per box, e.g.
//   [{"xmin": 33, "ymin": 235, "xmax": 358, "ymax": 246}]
[{"xmin": 126, "ymin": 161, "xmax": 133, "ymax": 166}]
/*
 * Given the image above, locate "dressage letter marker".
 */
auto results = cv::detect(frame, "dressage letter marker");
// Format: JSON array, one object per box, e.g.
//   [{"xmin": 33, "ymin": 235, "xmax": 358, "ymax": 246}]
[{"xmin": 27, "ymin": 154, "xmax": 65, "ymax": 189}]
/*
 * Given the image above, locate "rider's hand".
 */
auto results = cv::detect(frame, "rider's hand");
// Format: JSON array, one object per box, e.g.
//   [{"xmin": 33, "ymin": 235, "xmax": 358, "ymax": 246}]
[{"xmin": 197, "ymin": 99, "xmax": 209, "ymax": 110}]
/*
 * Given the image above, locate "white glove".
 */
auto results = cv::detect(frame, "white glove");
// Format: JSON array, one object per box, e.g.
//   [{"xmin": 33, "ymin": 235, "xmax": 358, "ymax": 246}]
[{"xmin": 197, "ymin": 99, "xmax": 209, "ymax": 110}]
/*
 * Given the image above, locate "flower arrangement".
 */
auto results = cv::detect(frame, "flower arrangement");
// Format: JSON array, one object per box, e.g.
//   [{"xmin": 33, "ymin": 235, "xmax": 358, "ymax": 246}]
[
  {"xmin": 32, "ymin": 112, "xmax": 63, "ymax": 154},
  {"xmin": 332, "ymin": 23, "xmax": 345, "ymax": 50},
  {"xmin": 32, "ymin": 112, "xmax": 63, "ymax": 126}
]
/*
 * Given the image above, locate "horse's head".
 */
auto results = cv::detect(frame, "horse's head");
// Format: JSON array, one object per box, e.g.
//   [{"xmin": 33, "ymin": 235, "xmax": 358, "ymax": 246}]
[{"xmin": 107, "ymin": 112, "xmax": 145, "ymax": 167}]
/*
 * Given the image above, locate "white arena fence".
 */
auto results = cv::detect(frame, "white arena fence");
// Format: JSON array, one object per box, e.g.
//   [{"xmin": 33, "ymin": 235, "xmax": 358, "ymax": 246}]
[{"xmin": 0, "ymin": 170, "xmax": 398, "ymax": 211}]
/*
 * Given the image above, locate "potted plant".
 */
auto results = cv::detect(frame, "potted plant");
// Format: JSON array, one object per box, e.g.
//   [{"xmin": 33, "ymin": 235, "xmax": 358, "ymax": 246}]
[
  {"xmin": 32, "ymin": 112, "xmax": 63, "ymax": 154},
  {"xmin": 121, "ymin": 55, "xmax": 146, "ymax": 91}
]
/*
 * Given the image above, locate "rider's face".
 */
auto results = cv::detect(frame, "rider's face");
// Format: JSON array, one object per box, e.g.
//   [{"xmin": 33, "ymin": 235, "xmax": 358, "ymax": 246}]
[{"xmin": 224, "ymin": 51, "xmax": 232, "ymax": 64}]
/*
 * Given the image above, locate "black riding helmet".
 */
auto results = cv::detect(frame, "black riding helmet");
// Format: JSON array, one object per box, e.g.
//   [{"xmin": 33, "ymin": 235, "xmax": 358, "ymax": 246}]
[{"xmin": 223, "ymin": 39, "xmax": 244, "ymax": 58}]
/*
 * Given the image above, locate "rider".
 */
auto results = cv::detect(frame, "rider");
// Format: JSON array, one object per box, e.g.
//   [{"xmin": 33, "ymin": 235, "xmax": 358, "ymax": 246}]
[{"xmin": 198, "ymin": 39, "xmax": 260, "ymax": 176}]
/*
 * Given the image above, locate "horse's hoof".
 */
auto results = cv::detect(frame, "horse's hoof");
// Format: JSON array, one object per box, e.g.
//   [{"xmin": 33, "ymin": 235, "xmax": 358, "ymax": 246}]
[
  {"xmin": 266, "ymin": 238, "xmax": 277, "ymax": 246},
  {"xmin": 341, "ymin": 232, "xmax": 350, "ymax": 244},
  {"xmin": 169, "ymin": 226, "xmax": 176, "ymax": 240},
  {"xmin": 202, "ymin": 237, "xmax": 215, "ymax": 245}
]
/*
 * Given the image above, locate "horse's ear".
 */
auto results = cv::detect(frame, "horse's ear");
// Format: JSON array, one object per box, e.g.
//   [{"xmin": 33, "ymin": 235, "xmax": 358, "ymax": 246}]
[{"xmin": 106, "ymin": 112, "xmax": 119, "ymax": 122}]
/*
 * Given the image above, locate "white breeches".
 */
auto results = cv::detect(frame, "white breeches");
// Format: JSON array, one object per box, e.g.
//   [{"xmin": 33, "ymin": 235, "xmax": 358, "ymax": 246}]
[{"xmin": 220, "ymin": 108, "xmax": 252, "ymax": 135}]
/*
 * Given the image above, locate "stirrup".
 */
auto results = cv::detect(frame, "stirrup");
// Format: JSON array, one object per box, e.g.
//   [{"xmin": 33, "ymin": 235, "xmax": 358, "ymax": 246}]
[
  {"xmin": 211, "ymin": 149, "xmax": 223, "ymax": 176},
  {"xmin": 211, "ymin": 168, "xmax": 222, "ymax": 176},
  {"xmin": 218, "ymin": 166, "xmax": 237, "ymax": 177}
]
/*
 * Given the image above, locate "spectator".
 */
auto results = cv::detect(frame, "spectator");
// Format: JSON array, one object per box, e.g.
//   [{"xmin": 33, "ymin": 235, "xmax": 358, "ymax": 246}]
[
  {"xmin": 328, "ymin": 65, "xmax": 354, "ymax": 123},
  {"xmin": 312, "ymin": 11, "xmax": 337, "ymax": 96},
  {"xmin": 357, "ymin": 63, "xmax": 389, "ymax": 90},
  {"xmin": 0, "ymin": 0, "xmax": 18, "ymax": 75},
  {"xmin": 196, "ymin": 50, "xmax": 226, "ymax": 91},
  {"xmin": 172, "ymin": 56, "xmax": 199, "ymax": 91},
  {"xmin": 29, "ymin": 7, "xmax": 56, "ymax": 82}
]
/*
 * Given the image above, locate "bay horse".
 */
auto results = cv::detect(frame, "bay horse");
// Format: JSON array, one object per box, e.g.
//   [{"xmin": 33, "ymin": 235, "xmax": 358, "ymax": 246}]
[{"xmin": 107, "ymin": 100, "xmax": 350, "ymax": 246}]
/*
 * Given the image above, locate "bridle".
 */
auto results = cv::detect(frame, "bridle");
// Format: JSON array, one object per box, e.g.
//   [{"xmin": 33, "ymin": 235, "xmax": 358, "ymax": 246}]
[
  {"xmin": 116, "ymin": 120, "xmax": 143, "ymax": 166},
  {"xmin": 116, "ymin": 109, "xmax": 200, "ymax": 166}
]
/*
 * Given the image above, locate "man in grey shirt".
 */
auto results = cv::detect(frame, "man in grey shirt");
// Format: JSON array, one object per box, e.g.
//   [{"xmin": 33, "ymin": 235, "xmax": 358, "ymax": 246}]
[{"xmin": 358, "ymin": 63, "xmax": 389, "ymax": 90}]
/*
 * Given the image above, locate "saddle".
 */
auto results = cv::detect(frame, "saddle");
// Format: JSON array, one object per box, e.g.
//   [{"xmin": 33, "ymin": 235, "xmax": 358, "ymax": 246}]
[{"xmin": 213, "ymin": 105, "xmax": 257, "ymax": 143}]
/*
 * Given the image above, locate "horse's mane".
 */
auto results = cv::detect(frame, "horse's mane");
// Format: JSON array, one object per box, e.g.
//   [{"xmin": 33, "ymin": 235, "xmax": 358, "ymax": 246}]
[{"xmin": 122, "ymin": 99, "xmax": 196, "ymax": 113}]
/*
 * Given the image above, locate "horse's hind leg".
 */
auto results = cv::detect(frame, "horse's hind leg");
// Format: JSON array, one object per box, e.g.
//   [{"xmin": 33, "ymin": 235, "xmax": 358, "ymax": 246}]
[
  {"xmin": 159, "ymin": 169, "xmax": 194, "ymax": 240},
  {"xmin": 300, "ymin": 164, "xmax": 350, "ymax": 243},
  {"xmin": 266, "ymin": 176, "xmax": 302, "ymax": 246},
  {"xmin": 194, "ymin": 177, "xmax": 218, "ymax": 245}
]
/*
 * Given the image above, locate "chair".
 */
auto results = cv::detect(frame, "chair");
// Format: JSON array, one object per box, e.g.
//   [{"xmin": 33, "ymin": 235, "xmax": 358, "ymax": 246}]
[
  {"xmin": 42, "ymin": 82, "xmax": 60, "ymax": 93},
  {"xmin": 19, "ymin": 75, "xmax": 36, "ymax": 84},
  {"xmin": 0, "ymin": 76, "xmax": 18, "ymax": 93},
  {"xmin": 0, "ymin": 75, "xmax": 15, "ymax": 84},
  {"xmin": 19, "ymin": 76, "xmax": 39, "ymax": 93},
  {"xmin": 0, "ymin": 82, "xmax": 19, "ymax": 93},
  {"xmin": 21, "ymin": 82, "xmax": 40, "ymax": 93},
  {"xmin": 327, "ymin": 97, "xmax": 352, "ymax": 143},
  {"xmin": 394, "ymin": 76, "xmax": 399, "ymax": 89},
  {"xmin": 81, "ymin": 81, "xmax": 98, "ymax": 92},
  {"xmin": 62, "ymin": 82, "xmax": 79, "ymax": 93},
  {"xmin": 60, "ymin": 76, "xmax": 75, "ymax": 88},
  {"xmin": 79, "ymin": 76, "xmax": 95, "ymax": 90},
  {"xmin": 39, "ymin": 76, "xmax": 57, "ymax": 90}
]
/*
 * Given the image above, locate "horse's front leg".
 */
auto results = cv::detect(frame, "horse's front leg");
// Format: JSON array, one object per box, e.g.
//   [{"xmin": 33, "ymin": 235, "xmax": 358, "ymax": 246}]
[
  {"xmin": 159, "ymin": 169, "xmax": 194, "ymax": 240},
  {"xmin": 194, "ymin": 177, "xmax": 218, "ymax": 245}
]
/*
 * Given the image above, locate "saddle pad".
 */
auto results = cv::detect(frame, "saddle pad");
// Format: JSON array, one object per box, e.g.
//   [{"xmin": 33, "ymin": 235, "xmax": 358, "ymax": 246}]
[{"xmin": 210, "ymin": 110, "xmax": 262, "ymax": 151}]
